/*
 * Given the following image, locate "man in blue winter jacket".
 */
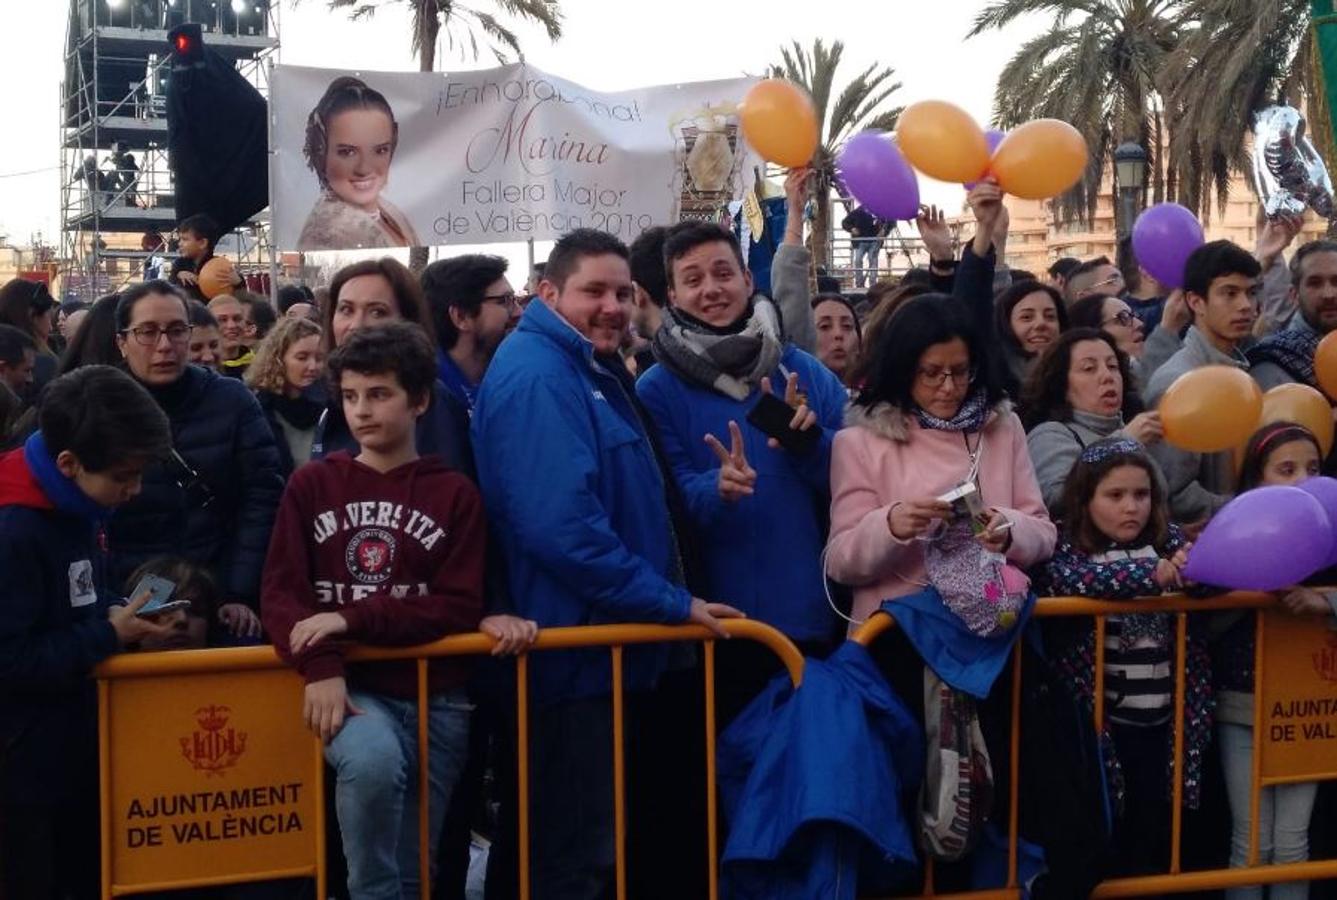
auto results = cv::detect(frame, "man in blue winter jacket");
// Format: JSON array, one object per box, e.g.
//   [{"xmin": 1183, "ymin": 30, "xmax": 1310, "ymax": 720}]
[
  {"xmin": 637, "ymin": 221, "xmax": 847, "ymax": 717},
  {"xmin": 0, "ymin": 366, "xmax": 179, "ymax": 898},
  {"xmin": 471, "ymin": 228, "xmax": 741, "ymax": 899}
]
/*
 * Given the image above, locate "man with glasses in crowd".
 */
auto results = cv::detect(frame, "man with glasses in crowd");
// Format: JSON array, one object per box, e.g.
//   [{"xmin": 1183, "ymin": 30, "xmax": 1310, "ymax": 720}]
[{"xmin": 421, "ymin": 255, "xmax": 522, "ymax": 414}]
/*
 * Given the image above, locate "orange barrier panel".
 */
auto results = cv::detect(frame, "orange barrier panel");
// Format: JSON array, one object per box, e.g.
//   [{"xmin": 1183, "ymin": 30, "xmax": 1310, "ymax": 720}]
[
  {"xmin": 95, "ymin": 619, "xmax": 804, "ymax": 898},
  {"xmin": 853, "ymin": 592, "xmax": 1337, "ymax": 899}
]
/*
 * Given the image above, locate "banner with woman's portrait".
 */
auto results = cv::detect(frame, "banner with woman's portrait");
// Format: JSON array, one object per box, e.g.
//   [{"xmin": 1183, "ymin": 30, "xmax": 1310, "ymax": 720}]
[{"xmin": 270, "ymin": 63, "xmax": 762, "ymax": 251}]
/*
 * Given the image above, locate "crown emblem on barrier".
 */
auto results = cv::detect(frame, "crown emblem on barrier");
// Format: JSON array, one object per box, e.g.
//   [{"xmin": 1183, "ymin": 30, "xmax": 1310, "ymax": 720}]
[
  {"xmin": 1314, "ymin": 634, "xmax": 1337, "ymax": 685},
  {"xmin": 180, "ymin": 704, "xmax": 247, "ymax": 775}
]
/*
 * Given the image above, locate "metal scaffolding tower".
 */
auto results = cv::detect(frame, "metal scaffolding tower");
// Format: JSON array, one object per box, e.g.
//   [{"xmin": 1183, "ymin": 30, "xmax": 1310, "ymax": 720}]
[{"xmin": 59, "ymin": 0, "xmax": 278, "ymax": 300}]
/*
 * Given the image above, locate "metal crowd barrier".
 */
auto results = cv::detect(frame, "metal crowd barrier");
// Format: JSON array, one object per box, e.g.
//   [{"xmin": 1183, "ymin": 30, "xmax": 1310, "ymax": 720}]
[
  {"xmin": 95, "ymin": 593, "xmax": 1337, "ymax": 898},
  {"xmin": 94, "ymin": 620, "xmax": 804, "ymax": 899},
  {"xmin": 853, "ymin": 591, "xmax": 1337, "ymax": 898}
]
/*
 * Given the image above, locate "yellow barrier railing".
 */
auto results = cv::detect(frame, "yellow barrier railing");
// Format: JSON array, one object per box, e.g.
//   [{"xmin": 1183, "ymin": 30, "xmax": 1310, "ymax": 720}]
[
  {"xmin": 853, "ymin": 591, "xmax": 1337, "ymax": 898},
  {"xmin": 94, "ymin": 620, "xmax": 804, "ymax": 899}
]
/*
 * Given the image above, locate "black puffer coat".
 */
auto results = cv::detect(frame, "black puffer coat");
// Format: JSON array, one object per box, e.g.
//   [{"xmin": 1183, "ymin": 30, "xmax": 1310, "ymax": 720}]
[{"xmin": 107, "ymin": 365, "xmax": 283, "ymax": 604}]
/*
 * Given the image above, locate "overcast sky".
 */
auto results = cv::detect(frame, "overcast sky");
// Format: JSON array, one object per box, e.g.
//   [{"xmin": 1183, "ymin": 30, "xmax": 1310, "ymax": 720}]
[{"xmin": 0, "ymin": 0, "xmax": 1043, "ymax": 274}]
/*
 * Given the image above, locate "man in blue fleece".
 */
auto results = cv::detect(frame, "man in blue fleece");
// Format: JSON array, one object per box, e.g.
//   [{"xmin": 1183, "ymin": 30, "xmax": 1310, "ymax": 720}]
[{"xmin": 0, "ymin": 365, "xmax": 176, "ymax": 898}]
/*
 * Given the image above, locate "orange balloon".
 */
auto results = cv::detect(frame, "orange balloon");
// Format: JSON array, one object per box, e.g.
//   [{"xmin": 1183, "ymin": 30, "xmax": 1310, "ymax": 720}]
[
  {"xmin": 1260, "ymin": 383, "xmax": 1335, "ymax": 457},
  {"xmin": 990, "ymin": 119, "xmax": 1089, "ymax": 200},
  {"xmin": 896, "ymin": 100, "xmax": 990, "ymax": 183},
  {"xmin": 198, "ymin": 257, "xmax": 237, "ymax": 300},
  {"xmin": 1316, "ymin": 330, "xmax": 1337, "ymax": 402},
  {"xmin": 739, "ymin": 79, "xmax": 819, "ymax": 167},
  {"xmin": 1159, "ymin": 365, "xmax": 1263, "ymax": 453}
]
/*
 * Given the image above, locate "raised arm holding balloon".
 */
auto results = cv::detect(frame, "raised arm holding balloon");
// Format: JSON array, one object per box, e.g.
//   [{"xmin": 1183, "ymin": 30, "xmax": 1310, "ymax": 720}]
[{"xmin": 768, "ymin": 165, "xmax": 818, "ymax": 354}]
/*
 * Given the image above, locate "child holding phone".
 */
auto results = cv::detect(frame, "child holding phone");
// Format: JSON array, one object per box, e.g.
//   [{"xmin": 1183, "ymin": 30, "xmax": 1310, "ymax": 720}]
[{"xmin": 0, "ymin": 366, "xmax": 176, "ymax": 898}]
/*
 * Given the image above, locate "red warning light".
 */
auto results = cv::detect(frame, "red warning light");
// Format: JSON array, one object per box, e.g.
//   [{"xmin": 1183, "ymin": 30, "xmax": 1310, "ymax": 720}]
[{"xmin": 175, "ymin": 34, "xmax": 192, "ymax": 53}]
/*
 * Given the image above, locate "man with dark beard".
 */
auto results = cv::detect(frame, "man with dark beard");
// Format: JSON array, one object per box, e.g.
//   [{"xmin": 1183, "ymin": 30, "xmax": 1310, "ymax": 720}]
[
  {"xmin": 1249, "ymin": 240, "xmax": 1337, "ymax": 391},
  {"xmin": 422, "ymin": 254, "xmax": 521, "ymax": 414}
]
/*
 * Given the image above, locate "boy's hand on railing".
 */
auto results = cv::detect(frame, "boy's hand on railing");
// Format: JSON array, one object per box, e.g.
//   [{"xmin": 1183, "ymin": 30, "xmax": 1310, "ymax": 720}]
[
  {"xmin": 689, "ymin": 599, "xmax": 746, "ymax": 639},
  {"xmin": 480, "ymin": 614, "xmax": 539, "ymax": 656},
  {"xmin": 303, "ymin": 676, "xmax": 362, "ymax": 743},
  {"xmin": 289, "ymin": 612, "xmax": 348, "ymax": 653},
  {"xmin": 1280, "ymin": 587, "xmax": 1332, "ymax": 617},
  {"xmin": 108, "ymin": 590, "xmax": 180, "ymax": 647},
  {"xmin": 218, "ymin": 602, "xmax": 262, "ymax": 638}
]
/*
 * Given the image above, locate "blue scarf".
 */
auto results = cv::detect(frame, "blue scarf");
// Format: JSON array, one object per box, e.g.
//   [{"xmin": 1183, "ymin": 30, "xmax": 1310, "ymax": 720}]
[
  {"xmin": 24, "ymin": 431, "xmax": 115, "ymax": 524},
  {"xmin": 1247, "ymin": 323, "xmax": 1319, "ymax": 388},
  {"xmin": 914, "ymin": 388, "xmax": 991, "ymax": 433}
]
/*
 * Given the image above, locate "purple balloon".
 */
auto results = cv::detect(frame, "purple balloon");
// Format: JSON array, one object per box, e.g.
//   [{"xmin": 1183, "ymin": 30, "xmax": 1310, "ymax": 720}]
[
  {"xmin": 1132, "ymin": 203, "xmax": 1205, "ymax": 290},
  {"xmin": 964, "ymin": 129, "xmax": 1007, "ymax": 190},
  {"xmin": 1297, "ymin": 477, "xmax": 1337, "ymax": 568},
  {"xmin": 1182, "ymin": 486, "xmax": 1332, "ymax": 590},
  {"xmin": 837, "ymin": 132, "xmax": 920, "ymax": 221}
]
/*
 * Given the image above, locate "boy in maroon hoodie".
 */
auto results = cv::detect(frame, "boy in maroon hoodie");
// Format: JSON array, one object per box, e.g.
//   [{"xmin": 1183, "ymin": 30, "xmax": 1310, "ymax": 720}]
[{"xmin": 261, "ymin": 323, "xmax": 484, "ymax": 899}]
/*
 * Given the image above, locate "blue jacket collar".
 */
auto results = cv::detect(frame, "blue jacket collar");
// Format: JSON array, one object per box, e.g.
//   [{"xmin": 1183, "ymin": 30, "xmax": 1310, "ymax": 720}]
[
  {"xmin": 436, "ymin": 349, "xmax": 479, "ymax": 413},
  {"xmin": 519, "ymin": 299, "xmax": 601, "ymax": 369},
  {"xmin": 23, "ymin": 431, "xmax": 115, "ymax": 523}
]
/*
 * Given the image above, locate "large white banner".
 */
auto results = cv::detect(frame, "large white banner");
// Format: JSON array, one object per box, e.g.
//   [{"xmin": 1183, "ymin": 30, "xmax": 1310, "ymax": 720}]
[{"xmin": 270, "ymin": 63, "xmax": 762, "ymax": 251}]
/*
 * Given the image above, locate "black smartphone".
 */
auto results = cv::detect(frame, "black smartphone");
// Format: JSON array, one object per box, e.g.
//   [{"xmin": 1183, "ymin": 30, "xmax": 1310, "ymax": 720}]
[{"xmin": 746, "ymin": 392, "xmax": 820, "ymax": 455}]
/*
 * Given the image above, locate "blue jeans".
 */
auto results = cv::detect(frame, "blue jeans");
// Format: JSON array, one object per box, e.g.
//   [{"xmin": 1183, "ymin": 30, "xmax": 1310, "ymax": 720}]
[
  {"xmin": 1219, "ymin": 721, "xmax": 1318, "ymax": 900},
  {"xmin": 852, "ymin": 238, "xmax": 881, "ymax": 287},
  {"xmin": 325, "ymin": 688, "xmax": 472, "ymax": 900}
]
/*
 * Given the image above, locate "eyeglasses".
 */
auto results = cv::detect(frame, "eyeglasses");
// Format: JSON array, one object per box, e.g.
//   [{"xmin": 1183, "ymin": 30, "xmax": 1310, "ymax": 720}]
[
  {"xmin": 1090, "ymin": 273, "xmax": 1125, "ymax": 291},
  {"xmin": 122, "ymin": 323, "xmax": 193, "ymax": 346},
  {"xmin": 917, "ymin": 365, "xmax": 977, "ymax": 388},
  {"xmin": 1103, "ymin": 310, "xmax": 1137, "ymax": 328},
  {"xmin": 166, "ymin": 449, "xmax": 215, "ymax": 510},
  {"xmin": 482, "ymin": 291, "xmax": 521, "ymax": 311}
]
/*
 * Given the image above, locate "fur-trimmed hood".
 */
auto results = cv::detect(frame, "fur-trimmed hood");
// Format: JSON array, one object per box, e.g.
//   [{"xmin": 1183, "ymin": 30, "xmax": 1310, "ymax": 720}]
[{"xmin": 843, "ymin": 398, "xmax": 1014, "ymax": 444}]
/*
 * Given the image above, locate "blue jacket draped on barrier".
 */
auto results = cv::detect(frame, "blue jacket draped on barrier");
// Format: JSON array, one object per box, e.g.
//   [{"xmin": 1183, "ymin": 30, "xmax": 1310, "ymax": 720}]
[{"xmin": 717, "ymin": 641, "xmax": 924, "ymax": 899}]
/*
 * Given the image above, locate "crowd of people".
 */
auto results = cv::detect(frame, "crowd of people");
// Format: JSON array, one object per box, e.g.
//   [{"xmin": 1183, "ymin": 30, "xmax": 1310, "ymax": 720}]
[{"xmin": 2, "ymin": 175, "xmax": 1336, "ymax": 900}]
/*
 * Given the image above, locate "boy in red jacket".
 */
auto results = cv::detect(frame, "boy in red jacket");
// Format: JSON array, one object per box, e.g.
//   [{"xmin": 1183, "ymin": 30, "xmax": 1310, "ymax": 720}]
[{"xmin": 261, "ymin": 323, "xmax": 484, "ymax": 899}]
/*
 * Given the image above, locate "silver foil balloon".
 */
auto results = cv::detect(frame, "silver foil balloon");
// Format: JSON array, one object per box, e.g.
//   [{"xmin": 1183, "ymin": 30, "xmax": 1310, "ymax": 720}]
[{"xmin": 1252, "ymin": 105, "xmax": 1336, "ymax": 221}]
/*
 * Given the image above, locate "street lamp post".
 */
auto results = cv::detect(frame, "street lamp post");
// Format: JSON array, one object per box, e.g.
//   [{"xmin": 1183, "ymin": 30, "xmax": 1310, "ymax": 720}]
[{"xmin": 1114, "ymin": 141, "xmax": 1148, "ymax": 240}]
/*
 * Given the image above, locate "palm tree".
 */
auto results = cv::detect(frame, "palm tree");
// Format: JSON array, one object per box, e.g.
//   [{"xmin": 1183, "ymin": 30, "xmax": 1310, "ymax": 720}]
[
  {"xmin": 1164, "ymin": 0, "xmax": 1316, "ymax": 216},
  {"xmin": 319, "ymin": 0, "xmax": 563, "ymax": 267},
  {"xmin": 968, "ymin": 0, "xmax": 1180, "ymax": 224},
  {"xmin": 771, "ymin": 39, "xmax": 903, "ymax": 270}
]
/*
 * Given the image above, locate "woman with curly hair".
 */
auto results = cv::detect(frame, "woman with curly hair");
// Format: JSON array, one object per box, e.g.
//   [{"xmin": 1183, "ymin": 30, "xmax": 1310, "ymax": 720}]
[{"xmin": 245, "ymin": 316, "xmax": 325, "ymax": 477}]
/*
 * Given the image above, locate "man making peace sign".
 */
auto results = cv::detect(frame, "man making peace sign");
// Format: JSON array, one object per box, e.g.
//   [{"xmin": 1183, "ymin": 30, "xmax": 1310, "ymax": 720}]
[{"xmin": 638, "ymin": 221, "xmax": 847, "ymax": 721}]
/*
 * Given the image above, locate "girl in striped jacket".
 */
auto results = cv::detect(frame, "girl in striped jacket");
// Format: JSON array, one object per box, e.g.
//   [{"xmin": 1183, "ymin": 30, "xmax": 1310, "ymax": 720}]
[{"xmin": 1037, "ymin": 437, "xmax": 1212, "ymax": 878}]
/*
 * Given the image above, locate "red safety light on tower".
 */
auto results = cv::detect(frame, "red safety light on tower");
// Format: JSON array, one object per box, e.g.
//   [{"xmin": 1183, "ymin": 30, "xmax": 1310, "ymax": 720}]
[{"xmin": 166, "ymin": 23, "xmax": 204, "ymax": 69}]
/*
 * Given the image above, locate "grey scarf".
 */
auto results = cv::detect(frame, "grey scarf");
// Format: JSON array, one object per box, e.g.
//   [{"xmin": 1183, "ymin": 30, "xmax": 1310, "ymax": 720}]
[{"xmin": 652, "ymin": 298, "xmax": 784, "ymax": 400}]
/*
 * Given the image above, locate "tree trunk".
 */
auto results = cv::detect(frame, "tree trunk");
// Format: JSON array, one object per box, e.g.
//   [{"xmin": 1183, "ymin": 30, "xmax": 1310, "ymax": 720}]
[
  {"xmin": 408, "ymin": 11, "xmax": 439, "ymax": 274},
  {"xmin": 811, "ymin": 183, "xmax": 832, "ymax": 273}
]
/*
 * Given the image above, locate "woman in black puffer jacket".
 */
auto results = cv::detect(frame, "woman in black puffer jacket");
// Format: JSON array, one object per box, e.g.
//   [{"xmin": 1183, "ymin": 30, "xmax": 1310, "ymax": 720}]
[{"xmin": 107, "ymin": 280, "xmax": 283, "ymax": 639}]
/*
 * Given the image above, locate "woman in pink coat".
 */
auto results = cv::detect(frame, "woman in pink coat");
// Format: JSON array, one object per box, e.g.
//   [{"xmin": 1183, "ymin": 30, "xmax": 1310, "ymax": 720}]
[{"xmin": 826, "ymin": 294, "xmax": 1057, "ymax": 633}]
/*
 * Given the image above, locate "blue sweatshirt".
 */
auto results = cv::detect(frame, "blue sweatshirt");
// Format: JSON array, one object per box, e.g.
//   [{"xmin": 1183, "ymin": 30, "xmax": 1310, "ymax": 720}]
[
  {"xmin": 637, "ymin": 345, "xmax": 846, "ymax": 641},
  {"xmin": 0, "ymin": 433, "xmax": 120, "ymax": 805}
]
